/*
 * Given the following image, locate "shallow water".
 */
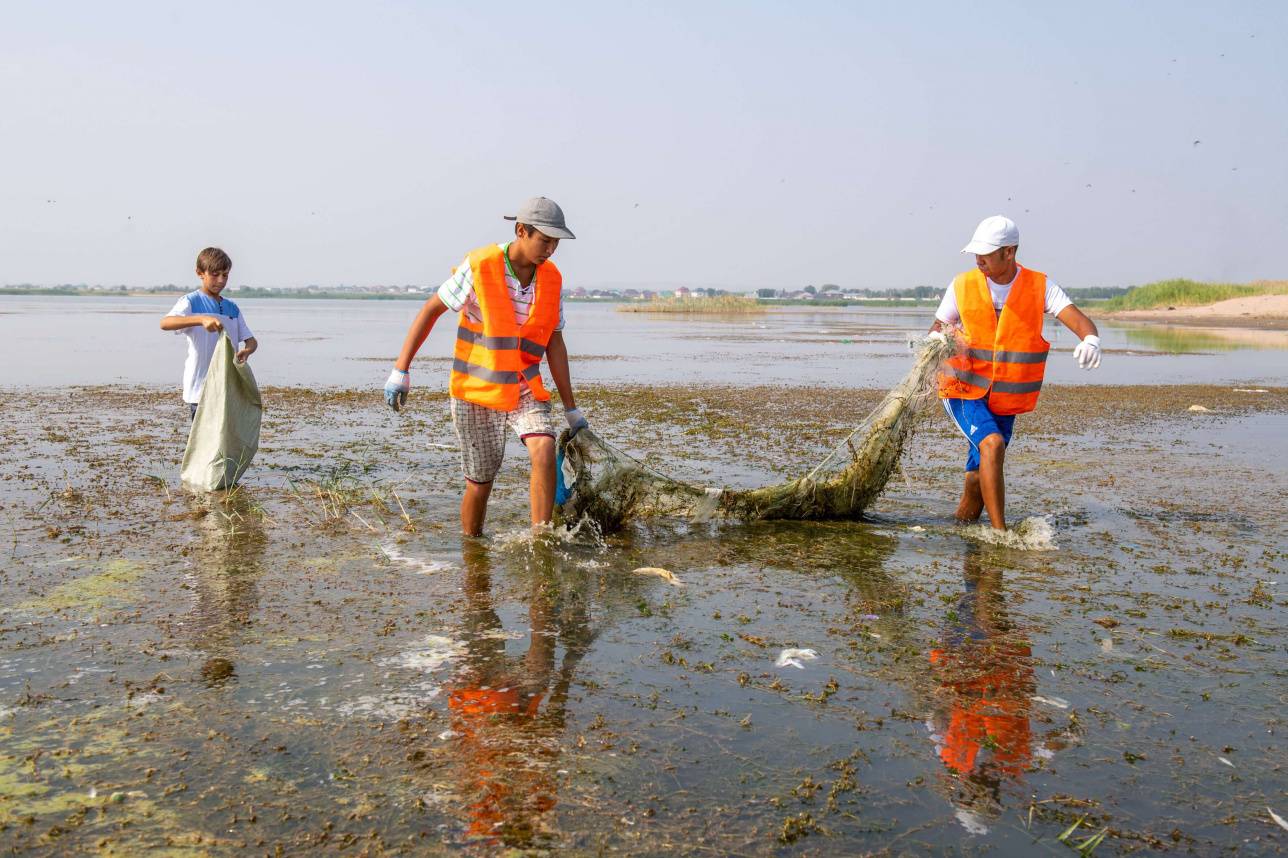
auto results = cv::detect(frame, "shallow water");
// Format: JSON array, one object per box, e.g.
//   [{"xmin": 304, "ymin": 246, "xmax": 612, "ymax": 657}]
[
  {"xmin": 0, "ymin": 379, "xmax": 1284, "ymax": 854},
  {"xmin": 4, "ymin": 294, "xmax": 1288, "ymax": 390}
]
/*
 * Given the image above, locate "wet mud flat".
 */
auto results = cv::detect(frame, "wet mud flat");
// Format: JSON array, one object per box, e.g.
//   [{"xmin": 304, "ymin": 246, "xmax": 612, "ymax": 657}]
[{"xmin": 0, "ymin": 383, "xmax": 1285, "ymax": 855}]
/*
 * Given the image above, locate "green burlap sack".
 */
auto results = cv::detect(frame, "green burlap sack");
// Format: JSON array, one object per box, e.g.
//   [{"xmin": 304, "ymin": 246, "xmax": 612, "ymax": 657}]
[{"xmin": 181, "ymin": 333, "xmax": 262, "ymax": 491}]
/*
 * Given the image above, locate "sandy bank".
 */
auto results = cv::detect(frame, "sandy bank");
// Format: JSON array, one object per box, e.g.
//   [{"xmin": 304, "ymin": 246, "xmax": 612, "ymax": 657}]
[{"xmin": 1104, "ymin": 293, "xmax": 1288, "ymax": 329}]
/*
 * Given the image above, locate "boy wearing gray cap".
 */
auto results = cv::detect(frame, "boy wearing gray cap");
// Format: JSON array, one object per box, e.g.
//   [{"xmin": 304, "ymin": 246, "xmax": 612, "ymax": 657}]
[{"xmin": 384, "ymin": 197, "xmax": 587, "ymax": 536}]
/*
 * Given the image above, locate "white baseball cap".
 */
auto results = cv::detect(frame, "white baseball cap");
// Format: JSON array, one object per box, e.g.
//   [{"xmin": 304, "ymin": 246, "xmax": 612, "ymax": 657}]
[{"xmin": 961, "ymin": 215, "xmax": 1019, "ymax": 255}]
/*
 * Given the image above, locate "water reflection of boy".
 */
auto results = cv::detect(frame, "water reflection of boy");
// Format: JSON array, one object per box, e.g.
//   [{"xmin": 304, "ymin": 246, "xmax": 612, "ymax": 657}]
[
  {"xmin": 445, "ymin": 540, "xmax": 592, "ymax": 848},
  {"xmin": 188, "ymin": 488, "xmax": 265, "ymax": 680},
  {"xmin": 159, "ymin": 247, "xmax": 258, "ymax": 421},
  {"xmin": 928, "ymin": 550, "xmax": 1036, "ymax": 823},
  {"xmin": 930, "ymin": 217, "xmax": 1100, "ymax": 530}
]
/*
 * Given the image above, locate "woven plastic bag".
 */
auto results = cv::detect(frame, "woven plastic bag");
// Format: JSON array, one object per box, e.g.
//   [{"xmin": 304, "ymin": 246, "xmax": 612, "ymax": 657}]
[{"xmin": 181, "ymin": 332, "xmax": 262, "ymax": 490}]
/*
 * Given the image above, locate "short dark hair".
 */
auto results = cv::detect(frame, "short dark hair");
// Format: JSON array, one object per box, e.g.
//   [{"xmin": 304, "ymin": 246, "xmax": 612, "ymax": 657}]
[
  {"xmin": 196, "ymin": 247, "xmax": 232, "ymax": 273},
  {"xmin": 515, "ymin": 222, "xmax": 548, "ymax": 239}
]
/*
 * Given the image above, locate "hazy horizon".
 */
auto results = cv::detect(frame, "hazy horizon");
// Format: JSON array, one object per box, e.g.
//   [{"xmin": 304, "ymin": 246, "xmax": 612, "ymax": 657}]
[{"xmin": 3, "ymin": 1, "xmax": 1285, "ymax": 292}]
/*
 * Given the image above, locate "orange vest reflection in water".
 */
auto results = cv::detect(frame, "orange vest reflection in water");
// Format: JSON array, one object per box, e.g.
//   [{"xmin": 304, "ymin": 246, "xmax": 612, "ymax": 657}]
[
  {"xmin": 447, "ymin": 685, "xmax": 558, "ymax": 845},
  {"xmin": 443, "ymin": 543, "xmax": 590, "ymax": 848},
  {"xmin": 928, "ymin": 563, "xmax": 1035, "ymax": 793}
]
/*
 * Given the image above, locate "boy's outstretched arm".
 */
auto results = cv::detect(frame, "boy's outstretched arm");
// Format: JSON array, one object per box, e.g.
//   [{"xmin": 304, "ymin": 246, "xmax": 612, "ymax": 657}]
[
  {"xmin": 1055, "ymin": 304, "xmax": 1098, "ymax": 340},
  {"xmin": 385, "ymin": 294, "xmax": 450, "ymax": 411},
  {"xmin": 545, "ymin": 331, "xmax": 587, "ymax": 435},
  {"xmin": 161, "ymin": 315, "xmax": 223, "ymax": 332},
  {"xmin": 1056, "ymin": 305, "xmax": 1102, "ymax": 370}
]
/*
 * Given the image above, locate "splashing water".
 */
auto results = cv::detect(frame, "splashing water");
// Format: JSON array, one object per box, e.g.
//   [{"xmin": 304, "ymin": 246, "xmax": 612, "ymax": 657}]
[
  {"xmin": 490, "ymin": 517, "xmax": 608, "ymax": 553},
  {"xmin": 960, "ymin": 516, "xmax": 1058, "ymax": 551}
]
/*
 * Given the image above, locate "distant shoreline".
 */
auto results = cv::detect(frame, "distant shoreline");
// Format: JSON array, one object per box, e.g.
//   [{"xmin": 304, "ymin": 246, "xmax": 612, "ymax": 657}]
[
  {"xmin": 0, "ymin": 288, "xmax": 937, "ymax": 308},
  {"xmin": 1102, "ymin": 294, "xmax": 1288, "ymax": 331}
]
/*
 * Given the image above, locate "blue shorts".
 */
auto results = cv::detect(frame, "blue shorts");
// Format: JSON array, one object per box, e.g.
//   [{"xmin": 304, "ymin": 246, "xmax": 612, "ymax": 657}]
[{"xmin": 943, "ymin": 397, "xmax": 1015, "ymax": 472}]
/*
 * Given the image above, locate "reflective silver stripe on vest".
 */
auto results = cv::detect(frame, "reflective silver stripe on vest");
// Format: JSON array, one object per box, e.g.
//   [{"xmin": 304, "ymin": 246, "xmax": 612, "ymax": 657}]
[
  {"xmin": 945, "ymin": 365, "xmax": 993, "ymax": 389},
  {"xmin": 458, "ymin": 326, "xmax": 547, "ymax": 359},
  {"xmin": 990, "ymin": 378, "xmax": 1043, "ymax": 394},
  {"xmin": 452, "ymin": 358, "xmax": 519, "ymax": 385},
  {"xmin": 456, "ymin": 327, "xmax": 520, "ymax": 351},
  {"xmin": 520, "ymin": 363, "xmax": 542, "ymax": 381},
  {"xmin": 946, "ymin": 365, "xmax": 1043, "ymax": 394},
  {"xmin": 966, "ymin": 347, "xmax": 1049, "ymax": 365}
]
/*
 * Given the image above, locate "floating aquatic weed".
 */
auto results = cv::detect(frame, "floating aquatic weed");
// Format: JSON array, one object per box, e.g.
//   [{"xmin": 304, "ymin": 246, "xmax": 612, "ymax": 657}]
[
  {"xmin": 12, "ymin": 558, "xmax": 148, "ymax": 614},
  {"xmin": 557, "ymin": 336, "xmax": 955, "ymax": 531}
]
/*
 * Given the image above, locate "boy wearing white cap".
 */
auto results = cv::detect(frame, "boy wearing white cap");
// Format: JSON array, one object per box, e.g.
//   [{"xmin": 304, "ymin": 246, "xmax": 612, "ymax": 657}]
[
  {"xmin": 383, "ymin": 197, "xmax": 587, "ymax": 536},
  {"xmin": 930, "ymin": 216, "xmax": 1101, "ymax": 530}
]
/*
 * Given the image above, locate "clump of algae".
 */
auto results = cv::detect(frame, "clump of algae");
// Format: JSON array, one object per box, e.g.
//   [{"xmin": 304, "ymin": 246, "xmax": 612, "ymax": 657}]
[{"xmin": 14, "ymin": 559, "xmax": 148, "ymax": 614}]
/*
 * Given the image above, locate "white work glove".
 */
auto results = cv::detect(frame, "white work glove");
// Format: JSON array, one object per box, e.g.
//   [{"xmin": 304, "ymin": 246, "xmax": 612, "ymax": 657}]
[
  {"xmin": 927, "ymin": 330, "xmax": 947, "ymax": 344},
  {"xmin": 1072, "ymin": 334, "xmax": 1101, "ymax": 370},
  {"xmin": 564, "ymin": 407, "xmax": 588, "ymax": 438},
  {"xmin": 384, "ymin": 368, "xmax": 410, "ymax": 411}
]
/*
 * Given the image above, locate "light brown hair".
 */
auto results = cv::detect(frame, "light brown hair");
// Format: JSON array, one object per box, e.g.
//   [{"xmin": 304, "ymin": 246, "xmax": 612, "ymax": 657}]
[{"xmin": 196, "ymin": 247, "xmax": 232, "ymax": 274}]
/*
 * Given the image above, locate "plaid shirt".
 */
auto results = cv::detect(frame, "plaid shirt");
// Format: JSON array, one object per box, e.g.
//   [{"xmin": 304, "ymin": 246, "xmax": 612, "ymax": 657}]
[{"xmin": 437, "ymin": 242, "xmax": 566, "ymax": 331}]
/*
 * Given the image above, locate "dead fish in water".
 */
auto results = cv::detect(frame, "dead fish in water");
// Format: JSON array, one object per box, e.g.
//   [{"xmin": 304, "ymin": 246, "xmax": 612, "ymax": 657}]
[
  {"xmin": 631, "ymin": 567, "xmax": 684, "ymax": 586},
  {"xmin": 1031, "ymin": 694, "xmax": 1070, "ymax": 709},
  {"xmin": 775, "ymin": 648, "xmax": 818, "ymax": 669}
]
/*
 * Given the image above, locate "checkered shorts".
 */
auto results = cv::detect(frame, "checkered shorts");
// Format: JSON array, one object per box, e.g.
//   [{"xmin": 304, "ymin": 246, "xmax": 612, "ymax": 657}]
[{"xmin": 450, "ymin": 389, "xmax": 557, "ymax": 483}]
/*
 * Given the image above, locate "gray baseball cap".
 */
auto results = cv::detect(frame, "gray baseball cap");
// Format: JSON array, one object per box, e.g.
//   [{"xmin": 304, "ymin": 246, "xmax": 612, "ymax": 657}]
[{"xmin": 503, "ymin": 196, "xmax": 575, "ymax": 239}]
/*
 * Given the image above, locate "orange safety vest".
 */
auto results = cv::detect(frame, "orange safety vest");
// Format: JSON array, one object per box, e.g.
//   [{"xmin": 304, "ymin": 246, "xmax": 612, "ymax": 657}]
[
  {"xmin": 938, "ymin": 268, "xmax": 1050, "ymax": 415},
  {"xmin": 450, "ymin": 245, "xmax": 562, "ymax": 412}
]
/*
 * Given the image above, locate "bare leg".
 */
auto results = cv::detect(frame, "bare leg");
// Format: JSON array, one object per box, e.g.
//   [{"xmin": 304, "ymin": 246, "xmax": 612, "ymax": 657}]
[
  {"xmin": 955, "ymin": 471, "xmax": 984, "ymax": 522},
  {"xmin": 461, "ymin": 480, "xmax": 493, "ymax": 537},
  {"xmin": 524, "ymin": 435, "xmax": 556, "ymax": 527},
  {"xmin": 976, "ymin": 433, "xmax": 1007, "ymax": 530}
]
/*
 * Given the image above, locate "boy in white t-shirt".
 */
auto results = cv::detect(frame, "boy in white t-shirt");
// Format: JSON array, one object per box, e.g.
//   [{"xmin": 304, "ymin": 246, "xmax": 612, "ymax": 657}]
[{"xmin": 159, "ymin": 247, "xmax": 258, "ymax": 419}]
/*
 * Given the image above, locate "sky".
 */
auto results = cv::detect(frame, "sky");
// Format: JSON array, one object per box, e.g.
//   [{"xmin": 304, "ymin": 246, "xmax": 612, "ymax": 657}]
[{"xmin": 2, "ymin": 1, "xmax": 1286, "ymax": 291}]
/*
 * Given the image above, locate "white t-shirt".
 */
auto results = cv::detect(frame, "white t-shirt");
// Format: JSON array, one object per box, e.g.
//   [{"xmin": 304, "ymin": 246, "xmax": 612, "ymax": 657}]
[
  {"xmin": 438, "ymin": 243, "xmax": 565, "ymax": 391},
  {"xmin": 934, "ymin": 265, "xmax": 1073, "ymax": 325},
  {"xmin": 437, "ymin": 243, "xmax": 566, "ymax": 331},
  {"xmin": 166, "ymin": 291, "xmax": 255, "ymax": 403}
]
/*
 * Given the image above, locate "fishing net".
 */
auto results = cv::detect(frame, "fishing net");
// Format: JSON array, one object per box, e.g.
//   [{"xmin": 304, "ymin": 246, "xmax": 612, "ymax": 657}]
[{"xmin": 556, "ymin": 335, "xmax": 955, "ymax": 532}]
